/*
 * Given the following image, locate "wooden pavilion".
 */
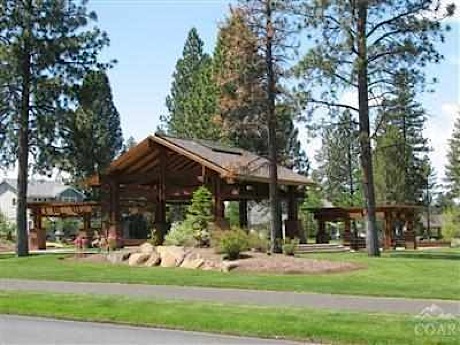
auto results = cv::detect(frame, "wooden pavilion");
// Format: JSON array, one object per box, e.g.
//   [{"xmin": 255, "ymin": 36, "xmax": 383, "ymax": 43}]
[
  {"xmin": 86, "ymin": 134, "xmax": 315, "ymax": 245},
  {"xmin": 309, "ymin": 205, "xmax": 421, "ymax": 250},
  {"xmin": 27, "ymin": 201, "xmax": 100, "ymax": 250}
]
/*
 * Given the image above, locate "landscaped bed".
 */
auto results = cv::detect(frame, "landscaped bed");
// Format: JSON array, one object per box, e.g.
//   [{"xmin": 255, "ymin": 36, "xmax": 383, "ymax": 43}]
[{"xmin": 70, "ymin": 246, "xmax": 363, "ymax": 275}]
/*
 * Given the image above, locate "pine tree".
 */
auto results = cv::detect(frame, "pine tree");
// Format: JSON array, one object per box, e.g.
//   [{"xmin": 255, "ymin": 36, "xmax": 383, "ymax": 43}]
[
  {"xmin": 294, "ymin": 0, "xmax": 455, "ymax": 256},
  {"xmin": 276, "ymin": 103, "xmax": 309, "ymax": 175},
  {"xmin": 214, "ymin": 7, "xmax": 308, "ymax": 173},
  {"xmin": 315, "ymin": 111, "xmax": 362, "ymax": 207},
  {"xmin": 123, "ymin": 136, "xmax": 137, "ymax": 152},
  {"xmin": 162, "ymin": 28, "xmax": 220, "ymax": 140},
  {"xmin": 445, "ymin": 114, "xmax": 460, "ymax": 199},
  {"xmin": 213, "ymin": 7, "xmax": 266, "ymax": 150},
  {"xmin": 374, "ymin": 71, "xmax": 431, "ymax": 205},
  {"xmin": 239, "ymin": 0, "xmax": 297, "ymax": 253},
  {"xmin": 64, "ymin": 71, "xmax": 123, "ymax": 180},
  {"xmin": 0, "ymin": 0, "xmax": 110, "ymax": 256}
]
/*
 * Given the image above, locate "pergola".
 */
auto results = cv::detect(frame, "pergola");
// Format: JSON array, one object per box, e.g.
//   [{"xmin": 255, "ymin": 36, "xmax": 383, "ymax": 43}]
[
  {"xmin": 309, "ymin": 205, "xmax": 421, "ymax": 250},
  {"xmin": 27, "ymin": 201, "xmax": 100, "ymax": 250},
  {"xmin": 88, "ymin": 134, "xmax": 315, "ymax": 245}
]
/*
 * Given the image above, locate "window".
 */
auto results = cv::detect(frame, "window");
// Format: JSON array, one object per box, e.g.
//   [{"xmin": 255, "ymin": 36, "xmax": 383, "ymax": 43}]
[
  {"xmin": 12, "ymin": 198, "xmax": 16, "ymax": 206},
  {"xmin": 61, "ymin": 196, "xmax": 77, "ymax": 203}
]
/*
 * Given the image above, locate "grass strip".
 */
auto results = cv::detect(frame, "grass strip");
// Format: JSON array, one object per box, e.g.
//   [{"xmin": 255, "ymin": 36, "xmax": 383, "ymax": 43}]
[
  {"xmin": 0, "ymin": 290, "xmax": 458, "ymax": 345},
  {"xmin": 0, "ymin": 253, "xmax": 459, "ymax": 300}
]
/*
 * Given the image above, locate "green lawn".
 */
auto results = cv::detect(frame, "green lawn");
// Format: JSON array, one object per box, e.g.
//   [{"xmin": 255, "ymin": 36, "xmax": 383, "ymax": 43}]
[
  {"xmin": 1, "ymin": 290, "xmax": 457, "ymax": 345},
  {"xmin": 0, "ymin": 251, "xmax": 458, "ymax": 300}
]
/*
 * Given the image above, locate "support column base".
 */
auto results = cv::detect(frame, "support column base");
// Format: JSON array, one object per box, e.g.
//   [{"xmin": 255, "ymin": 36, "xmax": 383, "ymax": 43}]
[
  {"xmin": 28, "ymin": 228, "xmax": 46, "ymax": 250},
  {"xmin": 284, "ymin": 220, "xmax": 302, "ymax": 240}
]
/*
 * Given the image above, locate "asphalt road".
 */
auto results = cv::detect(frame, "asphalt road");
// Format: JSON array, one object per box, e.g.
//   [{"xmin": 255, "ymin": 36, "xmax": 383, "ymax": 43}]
[
  {"xmin": 0, "ymin": 315, "xmax": 304, "ymax": 345},
  {"xmin": 1, "ymin": 279, "xmax": 459, "ymax": 315}
]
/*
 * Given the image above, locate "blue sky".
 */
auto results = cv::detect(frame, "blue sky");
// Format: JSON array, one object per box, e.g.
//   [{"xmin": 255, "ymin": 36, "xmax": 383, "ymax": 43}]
[{"xmin": 7, "ymin": 0, "xmax": 455, "ymax": 183}]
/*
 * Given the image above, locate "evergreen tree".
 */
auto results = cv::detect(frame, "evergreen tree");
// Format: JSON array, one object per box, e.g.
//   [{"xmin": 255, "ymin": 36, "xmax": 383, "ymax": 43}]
[
  {"xmin": 214, "ymin": 7, "xmax": 308, "ymax": 173},
  {"xmin": 213, "ymin": 7, "xmax": 266, "ymax": 150},
  {"xmin": 123, "ymin": 136, "xmax": 137, "ymax": 152},
  {"xmin": 294, "ymin": 0, "xmax": 455, "ymax": 256},
  {"xmin": 239, "ymin": 0, "xmax": 297, "ymax": 253},
  {"xmin": 0, "ymin": 0, "xmax": 110, "ymax": 256},
  {"xmin": 64, "ymin": 71, "xmax": 123, "ymax": 180},
  {"xmin": 162, "ymin": 28, "xmax": 220, "ymax": 140},
  {"xmin": 374, "ymin": 71, "xmax": 431, "ymax": 205},
  {"xmin": 276, "ymin": 103, "xmax": 309, "ymax": 175},
  {"xmin": 315, "ymin": 111, "xmax": 362, "ymax": 207},
  {"xmin": 445, "ymin": 114, "xmax": 460, "ymax": 199}
]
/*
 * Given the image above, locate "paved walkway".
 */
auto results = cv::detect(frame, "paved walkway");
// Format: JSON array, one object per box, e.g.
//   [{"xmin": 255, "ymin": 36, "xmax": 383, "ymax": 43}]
[
  {"xmin": 1, "ymin": 279, "xmax": 459, "ymax": 315},
  {"xmin": 0, "ymin": 315, "xmax": 305, "ymax": 345}
]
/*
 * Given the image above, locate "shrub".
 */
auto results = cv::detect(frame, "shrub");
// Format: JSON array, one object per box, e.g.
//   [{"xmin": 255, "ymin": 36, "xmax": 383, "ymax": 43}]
[
  {"xmin": 219, "ymin": 229, "xmax": 249, "ymax": 260},
  {"xmin": 248, "ymin": 231, "xmax": 269, "ymax": 252},
  {"xmin": 164, "ymin": 221, "xmax": 197, "ymax": 247},
  {"xmin": 282, "ymin": 238, "xmax": 299, "ymax": 256},
  {"xmin": 442, "ymin": 207, "xmax": 460, "ymax": 242},
  {"xmin": 107, "ymin": 236, "xmax": 118, "ymax": 251},
  {"xmin": 187, "ymin": 186, "xmax": 213, "ymax": 232},
  {"xmin": 164, "ymin": 186, "xmax": 214, "ymax": 247},
  {"xmin": 0, "ymin": 212, "xmax": 15, "ymax": 240},
  {"xmin": 148, "ymin": 227, "xmax": 164, "ymax": 246}
]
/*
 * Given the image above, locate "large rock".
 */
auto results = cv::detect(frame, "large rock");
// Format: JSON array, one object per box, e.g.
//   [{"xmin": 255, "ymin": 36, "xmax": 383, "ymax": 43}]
[
  {"xmin": 128, "ymin": 253, "xmax": 150, "ymax": 266},
  {"xmin": 139, "ymin": 242, "xmax": 155, "ymax": 254},
  {"xmin": 144, "ymin": 251, "xmax": 161, "ymax": 267},
  {"xmin": 221, "ymin": 260, "xmax": 238, "ymax": 273},
  {"xmin": 201, "ymin": 260, "xmax": 220, "ymax": 271},
  {"xmin": 106, "ymin": 251, "xmax": 130, "ymax": 264},
  {"xmin": 158, "ymin": 246, "xmax": 187, "ymax": 268},
  {"xmin": 180, "ymin": 253, "xmax": 204, "ymax": 269}
]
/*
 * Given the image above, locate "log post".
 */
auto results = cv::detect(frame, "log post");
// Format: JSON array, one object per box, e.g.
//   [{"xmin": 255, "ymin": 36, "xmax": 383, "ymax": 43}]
[
  {"xmin": 29, "ymin": 210, "xmax": 45, "ymax": 250},
  {"xmin": 108, "ymin": 178, "xmax": 122, "ymax": 247},
  {"xmin": 344, "ymin": 218, "xmax": 351, "ymax": 247},
  {"xmin": 213, "ymin": 174, "xmax": 227, "ymax": 229},
  {"xmin": 154, "ymin": 147, "xmax": 168, "ymax": 243},
  {"xmin": 404, "ymin": 211, "xmax": 416, "ymax": 250},
  {"xmin": 383, "ymin": 211, "xmax": 392, "ymax": 251},
  {"xmin": 82, "ymin": 213, "xmax": 92, "ymax": 242},
  {"xmin": 285, "ymin": 186, "xmax": 302, "ymax": 240},
  {"xmin": 239, "ymin": 199, "xmax": 248, "ymax": 229},
  {"xmin": 316, "ymin": 220, "xmax": 328, "ymax": 244}
]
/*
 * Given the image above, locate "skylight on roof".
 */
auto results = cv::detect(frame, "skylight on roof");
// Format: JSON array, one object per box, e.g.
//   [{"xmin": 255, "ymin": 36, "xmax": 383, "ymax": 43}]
[{"xmin": 198, "ymin": 140, "xmax": 242, "ymax": 155}]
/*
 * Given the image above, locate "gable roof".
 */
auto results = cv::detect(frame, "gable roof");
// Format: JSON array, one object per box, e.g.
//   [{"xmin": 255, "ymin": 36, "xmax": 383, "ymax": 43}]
[
  {"xmin": 103, "ymin": 134, "xmax": 314, "ymax": 186},
  {"xmin": 0, "ymin": 179, "xmax": 84, "ymax": 199}
]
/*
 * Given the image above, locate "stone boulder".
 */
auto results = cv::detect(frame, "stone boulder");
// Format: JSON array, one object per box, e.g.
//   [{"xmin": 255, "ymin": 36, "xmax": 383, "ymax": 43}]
[
  {"xmin": 180, "ymin": 253, "xmax": 204, "ymax": 269},
  {"xmin": 221, "ymin": 260, "xmax": 238, "ymax": 272},
  {"xmin": 144, "ymin": 251, "xmax": 161, "ymax": 267},
  {"xmin": 158, "ymin": 246, "xmax": 187, "ymax": 268},
  {"xmin": 201, "ymin": 259, "xmax": 220, "ymax": 271},
  {"xmin": 106, "ymin": 251, "xmax": 130, "ymax": 265},
  {"xmin": 139, "ymin": 242, "xmax": 155, "ymax": 254},
  {"xmin": 128, "ymin": 253, "xmax": 150, "ymax": 266}
]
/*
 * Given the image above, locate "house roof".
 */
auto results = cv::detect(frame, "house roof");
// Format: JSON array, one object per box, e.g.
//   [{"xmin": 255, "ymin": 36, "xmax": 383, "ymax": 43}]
[
  {"xmin": 0, "ymin": 178, "xmax": 83, "ymax": 199},
  {"xmin": 101, "ymin": 134, "xmax": 314, "ymax": 187}
]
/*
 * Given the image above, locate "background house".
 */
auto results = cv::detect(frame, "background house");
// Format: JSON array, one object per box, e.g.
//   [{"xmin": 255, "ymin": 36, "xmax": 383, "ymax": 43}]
[{"xmin": 0, "ymin": 179, "xmax": 85, "ymax": 224}]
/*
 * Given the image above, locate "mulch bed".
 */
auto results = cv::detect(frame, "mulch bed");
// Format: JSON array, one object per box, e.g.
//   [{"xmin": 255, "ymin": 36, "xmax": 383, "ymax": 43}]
[{"xmin": 71, "ymin": 247, "xmax": 363, "ymax": 274}]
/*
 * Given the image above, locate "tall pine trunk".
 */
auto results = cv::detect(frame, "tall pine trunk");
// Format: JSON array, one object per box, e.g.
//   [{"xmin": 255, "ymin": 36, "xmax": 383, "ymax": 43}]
[
  {"xmin": 266, "ymin": 0, "xmax": 282, "ymax": 253},
  {"xmin": 16, "ymin": 2, "xmax": 32, "ymax": 257},
  {"xmin": 357, "ymin": 1, "xmax": 380, "ymax": 256}
]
